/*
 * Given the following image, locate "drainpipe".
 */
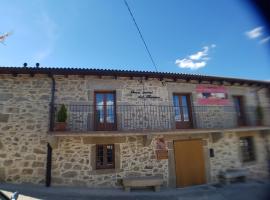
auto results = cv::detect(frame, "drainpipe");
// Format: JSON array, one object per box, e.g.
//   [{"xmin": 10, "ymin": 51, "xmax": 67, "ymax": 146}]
[
  {"xmin": 46, "ymin": 143, "xmax": 52, "ymax": 187},
  {"xmin": 49, "ymin": 75, "xmax": 56, "ymax": 132},
  {"xmin": 46, "ymin": 74, "xmax": 55, "ymax": 187}
]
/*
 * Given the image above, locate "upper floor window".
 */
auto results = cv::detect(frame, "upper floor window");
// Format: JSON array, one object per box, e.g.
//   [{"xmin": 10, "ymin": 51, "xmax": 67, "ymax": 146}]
[
  {"xmin": 94, "ymin": 91, "xmax": 116, "ymax": 131},
  {"xmin": 240, "ymin": 136, "xmax": 255, "ymax": 162},
  {"xmin": 233, "ymin": 96, "xmax": 246, "ymax": 126},
  {"xmin": 96, "ymin": 144, "xmax": 115, "ymax": 169},
  {"xmin": 173, "ymin": 94, "xmax": 193, "ymax": 129}
]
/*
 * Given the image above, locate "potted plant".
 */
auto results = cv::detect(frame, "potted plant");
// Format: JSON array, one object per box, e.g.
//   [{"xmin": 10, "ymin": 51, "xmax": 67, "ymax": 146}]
[
  {"xmin": 256, "ymin": 105, "xmax": 263, "ymax": 126},
  {"xmin": 54, "ymin": 104, "xmax": 68, "ymax": 131}
]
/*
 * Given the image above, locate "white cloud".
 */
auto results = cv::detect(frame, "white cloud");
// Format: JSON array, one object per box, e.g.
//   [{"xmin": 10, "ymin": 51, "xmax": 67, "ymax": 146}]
[
  {"xmin": 175, "ymin": 45, "xmax": 215, "ymax": 70},
  {"xmin": 260, "ymin": 36, "xmax": 270, "ymax": 44},
  {"xmin": 246, "ymin": 26, "xmax": 263, "ymax": 39}
]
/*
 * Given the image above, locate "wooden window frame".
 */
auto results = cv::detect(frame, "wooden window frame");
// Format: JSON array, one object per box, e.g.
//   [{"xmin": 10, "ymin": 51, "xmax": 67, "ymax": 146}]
[
  {"xmin": 240, "ymin": 136, "xmax": 255, "ymax": 163},
  {"xmin": 173, "ymin": 93, "xmax": 193, "ymax": 129},
  {"xmin": 233, "ymin": 95, "xmax": 246, "ymax": 126},
  {"xmin": 96, "ymin": 144, "xmax": 115, "ymax": 170},
  {"xmin": 94, "ymin": 91, "xmax": 117, "ymax": 131}
]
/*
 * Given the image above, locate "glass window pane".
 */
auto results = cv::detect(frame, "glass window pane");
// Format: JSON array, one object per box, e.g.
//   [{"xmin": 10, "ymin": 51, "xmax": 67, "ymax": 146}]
[
  {"xmin": 106, "ymin": 145, "xmax": 114, "ymax": 164},
  {"xmin": 96, "ymin": 145, "xmax": 104, "ymax": 166},
  {"xmin": 240, "ymin": 137, "xmax": 255, "ymax": 162},
  {"xmin": 106, "ymin": 94, "xmax": 115, "ymax": 123},
  {"xmin": 173, "ymin": 95, "xmax": 181, "ymax": 121},
  {"xmin": 182, "ymin": 96, "xmax": 190, "ymax": 121},
  {"xmin": 234, "ymin": 98, "xmax": 241, "ymax": 117},
  {"xmin": 96, "ymin": 94, "xmax": 104, "ymax": 123}
]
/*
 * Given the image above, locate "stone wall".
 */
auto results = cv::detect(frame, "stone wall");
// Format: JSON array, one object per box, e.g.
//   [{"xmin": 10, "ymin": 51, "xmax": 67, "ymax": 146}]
[
  {"xmin": 51, "ymin": 136, "xmax": 168, "ymax": 187},
  {"xmin": 0, "ymin": 73, "xmax": 269, "ymax": 188},
  {"xmin": 0, "ymin": 74, "xmax": 51, "ymax": 184},
  {"xmin": 209, "ymin": 131, "xmax": 269, "ymax": 182},
  {"xmin": 53, "ymin": 75, "xmax": 270, "ymax": 131}
]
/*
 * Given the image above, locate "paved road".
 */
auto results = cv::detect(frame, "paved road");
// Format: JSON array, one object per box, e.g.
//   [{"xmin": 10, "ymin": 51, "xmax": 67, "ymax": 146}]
[{"xmin": 1, "ymin": 181, "xmax": 270, "ymax": 200}]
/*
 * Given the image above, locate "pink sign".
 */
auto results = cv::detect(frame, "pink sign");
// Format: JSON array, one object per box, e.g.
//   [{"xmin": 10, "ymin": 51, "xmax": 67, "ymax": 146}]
[{"xmin": 196, "ymin": 85, "xmax": 230, "ymax": 105}]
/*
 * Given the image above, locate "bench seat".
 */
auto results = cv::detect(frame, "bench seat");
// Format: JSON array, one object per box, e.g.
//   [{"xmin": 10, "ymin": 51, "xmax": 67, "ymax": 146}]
[
  {"xmin": 219, "ymin": 169, "xmax": 248, "ymax": 184},
  {"xmin": 122, "ymin": 176, "xmax": 163, "ymax": 192}
]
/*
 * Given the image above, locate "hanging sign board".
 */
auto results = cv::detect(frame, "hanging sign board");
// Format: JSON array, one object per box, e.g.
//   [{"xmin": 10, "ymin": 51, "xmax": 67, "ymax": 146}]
[
  {"xmin": 196, "ymin": 85, "xmax": 230, "ymax": 105},
  {"xmin": 155, "ymin": 138, "xmax": 168, "ymax": 160}
]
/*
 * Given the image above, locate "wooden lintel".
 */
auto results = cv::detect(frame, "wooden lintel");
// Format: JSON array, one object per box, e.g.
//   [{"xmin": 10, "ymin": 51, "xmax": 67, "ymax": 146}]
[{"xmin": 83, "ymin": 136, "xmax": 126, "ymax": 144}]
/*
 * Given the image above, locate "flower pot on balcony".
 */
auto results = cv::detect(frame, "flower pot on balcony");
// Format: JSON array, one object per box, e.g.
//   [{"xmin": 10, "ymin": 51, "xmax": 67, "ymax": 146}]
[
  {"xmin": 54, "ymin": 122, "xmax": 67, "ymax": 131},
  {"xmin": 55, "ymin": 104, "xmax": 68, "ymax": 131}
]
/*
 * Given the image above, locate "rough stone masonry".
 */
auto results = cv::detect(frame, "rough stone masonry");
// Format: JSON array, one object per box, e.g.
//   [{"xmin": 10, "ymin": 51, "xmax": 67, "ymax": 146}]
[{"xmin": 0, "ymin": 72, "xmax": 269, "ymax": 188}]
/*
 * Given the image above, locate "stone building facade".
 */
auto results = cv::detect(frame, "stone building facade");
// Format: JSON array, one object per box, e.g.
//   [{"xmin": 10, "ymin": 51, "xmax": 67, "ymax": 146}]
[{"xmin": 0, "ymin": 67, "xmax": 269, "ymax": 188}]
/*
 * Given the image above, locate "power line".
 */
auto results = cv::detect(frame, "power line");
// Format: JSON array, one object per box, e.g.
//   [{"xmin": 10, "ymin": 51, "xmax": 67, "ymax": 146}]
[{"xmin": 123, "ymin": 0, "xmax": 158, "ymax": 72}]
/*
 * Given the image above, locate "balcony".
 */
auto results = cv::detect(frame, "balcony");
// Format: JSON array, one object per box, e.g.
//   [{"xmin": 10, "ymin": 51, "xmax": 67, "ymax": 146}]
[{"xmin": 50, "ymin": 104, "xmax": 270, "ymax": 135}]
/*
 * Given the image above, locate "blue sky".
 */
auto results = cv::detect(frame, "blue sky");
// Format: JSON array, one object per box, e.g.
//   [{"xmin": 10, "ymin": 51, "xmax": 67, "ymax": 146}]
[{"xmin": 0, "ymin": 0, "xmax": 269, "ymax": 80}]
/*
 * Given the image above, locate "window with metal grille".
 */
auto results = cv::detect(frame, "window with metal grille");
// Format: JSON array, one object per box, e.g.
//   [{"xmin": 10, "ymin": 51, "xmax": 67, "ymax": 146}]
[
  {"xmin": 240, "ymin": 136, "xmax": 255, "ymax": 162},
  {"xmin": 96, "ymin": 144, "xmax": 115, "ymax": 169}
]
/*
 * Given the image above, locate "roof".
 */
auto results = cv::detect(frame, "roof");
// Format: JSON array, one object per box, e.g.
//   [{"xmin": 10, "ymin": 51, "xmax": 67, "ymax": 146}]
[{"xmin": 0, "ymin": 66, "xmax": 269, "ymax": 87}]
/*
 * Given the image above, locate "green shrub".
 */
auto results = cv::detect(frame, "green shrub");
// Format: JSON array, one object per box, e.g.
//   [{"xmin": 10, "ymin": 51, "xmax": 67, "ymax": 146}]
[
  {"xmin": 256, "ymin": 105, "xmax": 263, "ymax": 121},
  {"xmin": 57, "ymin": 104, "xmax": 67, "ymax": 122}
]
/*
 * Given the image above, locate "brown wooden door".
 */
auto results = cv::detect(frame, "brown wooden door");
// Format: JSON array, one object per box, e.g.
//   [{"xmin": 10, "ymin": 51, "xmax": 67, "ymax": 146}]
[
  {"xmin": 174, "ymin": 139, "xmax": 206, "ymax": 187},
  {"xmin": 173, "ymin": 94, "xmax": 193, "ymax": 129},
  {"xmin": 233, "ymin": 96, "xmax": 246, "ymax": 126},
  {"xmin": 94, "ymin": 92, "xmax": 117, "ymax": 131}
]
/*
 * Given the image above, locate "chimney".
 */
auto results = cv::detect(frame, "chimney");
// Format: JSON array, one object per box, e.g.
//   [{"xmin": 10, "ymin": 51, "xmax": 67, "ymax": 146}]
[
  {"xmin": 23, "ymin": 63, "xmax": 27, "ymax": 68},
  {"xmin": 36, "ymin": 63, "xmax": 40, "ymax": 68}
]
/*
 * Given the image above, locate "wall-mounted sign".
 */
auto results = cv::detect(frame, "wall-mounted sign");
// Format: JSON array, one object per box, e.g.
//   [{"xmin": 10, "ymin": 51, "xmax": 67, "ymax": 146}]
[
  {"xmin": 155, "ymin": 138, "xmax": 168, "ymax": 160},
  {"xmin": 130, "ymin": 90, "xmax": 160, "ymax": 99},
  {"xmin": 196, "ymin": 85, "xmax": 230, "ymax": 105}
]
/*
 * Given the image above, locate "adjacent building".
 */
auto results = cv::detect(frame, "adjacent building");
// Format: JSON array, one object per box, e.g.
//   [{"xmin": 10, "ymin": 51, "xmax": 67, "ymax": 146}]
[{"xmin": 0, "ymin": 66, "xmax": 269, "ymax": 188}]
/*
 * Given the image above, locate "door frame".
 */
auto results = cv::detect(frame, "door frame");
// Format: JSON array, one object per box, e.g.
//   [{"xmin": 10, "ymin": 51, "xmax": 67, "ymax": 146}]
[
  {"xmin": 94, "ymin": 91, "xmax": 117, "ymax": 131},
  {"xmin": 173, "ymin": 93, "xmax": 193, "ymax": 129}
]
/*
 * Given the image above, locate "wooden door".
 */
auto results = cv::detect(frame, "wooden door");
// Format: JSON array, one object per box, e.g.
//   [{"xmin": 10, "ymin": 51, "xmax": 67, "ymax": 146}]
[
  {"xmin": 174, "ymin": 139, "xmax": 206, "ymax": 187},
  {"xmin": 173, "ymin": 94, "xmax": 193, "ymax": 129},
  {"xmin": 233, "ymin": 96, "xmax": 246, "ymax": 126},
  {"xmin": 94, "ymin": 92, "xmax": 117, "ymax": 131}
]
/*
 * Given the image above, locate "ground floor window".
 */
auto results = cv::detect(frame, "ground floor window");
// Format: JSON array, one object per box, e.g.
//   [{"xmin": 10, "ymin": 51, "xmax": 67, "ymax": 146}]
[
  {"xmin": 96, "ymin": 144, "xmax": 115, "ymax": 169},
  {"xmin": 240, "ymin": 136, "xmax": 255, "ymax": 162}
]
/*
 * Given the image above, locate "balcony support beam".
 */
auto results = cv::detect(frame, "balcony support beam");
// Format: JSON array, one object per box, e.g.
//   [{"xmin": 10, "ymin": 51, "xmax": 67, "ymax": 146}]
[
  {"xmin": 47, "ymin": 135, "xmax": 58, "ymax": 149},
  {"xmin": 143, "ymin": 134, "xmax": 153, "ymax": 147},
  {"xmin": 210, "ymin": 132, "xmax": 224, "ymax": 143}
]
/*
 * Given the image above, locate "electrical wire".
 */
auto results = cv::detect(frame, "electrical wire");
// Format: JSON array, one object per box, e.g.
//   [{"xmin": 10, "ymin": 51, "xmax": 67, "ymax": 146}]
[{"xmin": 123, "ymin": 0, "xmax": 158, "ymax": 72}]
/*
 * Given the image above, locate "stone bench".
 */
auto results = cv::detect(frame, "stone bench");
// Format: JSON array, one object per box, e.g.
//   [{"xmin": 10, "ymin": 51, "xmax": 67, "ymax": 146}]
[
  {"xmin": 122, "ymin": 176, "xmax": 163, "ymax": 192},
  {"xmin": 219, "ymin": 169, "xmax": 248, "ymax": 185}
]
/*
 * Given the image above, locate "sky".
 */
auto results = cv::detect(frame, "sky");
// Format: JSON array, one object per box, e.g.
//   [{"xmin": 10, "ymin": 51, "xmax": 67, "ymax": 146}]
[{"xmin": 0, "ymin": 0, "xmax": 270, "ymax": 81}]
